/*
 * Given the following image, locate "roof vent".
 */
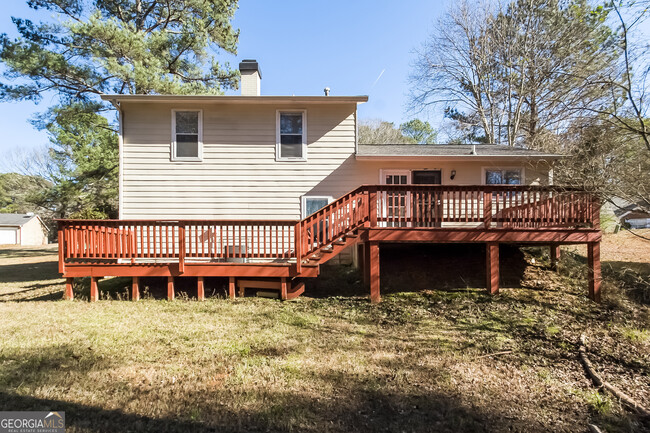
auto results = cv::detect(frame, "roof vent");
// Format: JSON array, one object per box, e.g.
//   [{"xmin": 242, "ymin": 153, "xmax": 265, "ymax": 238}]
[
  {"xmin": 25, "ymin": 212, "xmax": 34, "ymax": 216},
  {"xmin": 324, "ymin": 87, "xmax": 330, "ymax": 96},
  {"xmin": 239, "ymin": 59, "xmax": 262, "ymax": 96},
  {"xmin": 470, "ymin": 144, "xmax": 477, "ymax": 155}
]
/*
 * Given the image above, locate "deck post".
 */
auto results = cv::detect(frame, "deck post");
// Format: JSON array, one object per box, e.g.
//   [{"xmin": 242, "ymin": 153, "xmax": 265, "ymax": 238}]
[
  {"xmin": 368, "ymin": 187, "xmax": 378, "ymax": 227},
  {"xmin": 294, "ymin": 222, "xmax": 302, "ymax": 274},
  {"xmin": 197, "ymin": 276, "xmax": 205, "ymax": 301},
  {"xmin": 228, "ymin": 277, "xmax": 236, "ymax": 299},
  {"xmin": 550, "ymin": 244, "xmax": 561, "ymax": 270},
  {"xmin": 178, "ymin": 224, "xmax": 186, "ymax": 274},
  {"xmin": 369, "ymin": 241, "xmax": 380, "ymax": 303},
  {"xmin": 131, "ymin": 277, "xmax": 140, "ymax": 301},
  {"xmin": 167, "ymin": 276, "xmax": 175, "ymax": 300},
  {"xmin": 90, "ymin": 277, "xmax": 99, "ymax": 302},
  {"xmin": 486, "ymin": 242, "xmax": 499, "ymax": 295},
  {"xmin": 280, "ymin": 277, "xmax": 288, "ymax": 300},
  {"xmin": 58, "ymin": 222, "xmax": 66, "ymax": 274},
  {"xmin": 483, "ymin": 191, "xmax": 493, "ymax": 228},
  {"xmin": 587, "ymin": 242, "xmax": 602, "ymax": 303},
  {"xmin": 64, "ymin": 277, "xmax": 74, "ymax": 300}
]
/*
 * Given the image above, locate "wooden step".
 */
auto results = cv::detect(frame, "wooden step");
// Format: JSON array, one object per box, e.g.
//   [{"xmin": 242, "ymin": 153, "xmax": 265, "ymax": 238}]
[
  {"xmin": 310, "ymin": 253, "xmax": 323, "ymax": 260},
  {"xmin": 321, "ymin": 247, "xmax": 334, "ymax": 253},
  {"xmin": 301, "ymin": 261, "xmax": 319, "ymax": 268},
  {"xmin": 332, "ymin": 240, "xmax": 346, "ymax": 246},
  {"xmin": 345, "ymin": 233, "xmax": 358, "ymax": 238}
]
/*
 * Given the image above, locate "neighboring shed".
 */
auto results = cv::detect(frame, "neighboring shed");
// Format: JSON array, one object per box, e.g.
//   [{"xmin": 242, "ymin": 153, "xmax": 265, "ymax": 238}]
[{"xmin": 0, "ymin": 213, "xmax": 49, "ymax": 246}]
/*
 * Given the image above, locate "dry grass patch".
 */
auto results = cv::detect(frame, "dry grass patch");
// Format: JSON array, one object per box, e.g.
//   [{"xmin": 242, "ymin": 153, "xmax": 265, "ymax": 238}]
[{"xmin": 0, "ymin": 238, "xmax": 648, "ymax": 432}]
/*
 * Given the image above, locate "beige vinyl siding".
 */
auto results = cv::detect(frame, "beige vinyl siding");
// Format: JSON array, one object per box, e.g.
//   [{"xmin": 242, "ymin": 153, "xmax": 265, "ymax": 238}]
[
  {"xmin": 122, "ymin": 102, "xmax": 357, "ymax": 219},
  {"xmin": 121, "ymin": 101, "xmax": 551, "ymax": 220}
]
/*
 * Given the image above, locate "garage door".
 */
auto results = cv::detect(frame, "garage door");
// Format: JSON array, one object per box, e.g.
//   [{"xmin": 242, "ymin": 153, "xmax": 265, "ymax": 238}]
[{"xmin": 0, "ymin": 228, "xmax": 17, "ymax": 245}]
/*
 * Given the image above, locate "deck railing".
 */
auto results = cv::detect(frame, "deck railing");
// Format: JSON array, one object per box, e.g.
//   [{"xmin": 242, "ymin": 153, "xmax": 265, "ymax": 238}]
[{"xmin": 58, "ymin": 185, "xmax": 599, "ymax": 269}]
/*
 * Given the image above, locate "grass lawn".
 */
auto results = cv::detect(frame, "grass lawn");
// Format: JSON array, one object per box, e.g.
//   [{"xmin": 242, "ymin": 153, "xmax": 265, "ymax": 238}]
[{"xmin": 0, "ymin": 234, "xmax": 648, "ymax": 432}]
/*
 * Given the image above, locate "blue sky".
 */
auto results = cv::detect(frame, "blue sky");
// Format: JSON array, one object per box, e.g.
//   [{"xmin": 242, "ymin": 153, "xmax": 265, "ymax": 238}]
[{"xmin": 0, "ymin": 0, "xmax": 447, "ymax": 159}]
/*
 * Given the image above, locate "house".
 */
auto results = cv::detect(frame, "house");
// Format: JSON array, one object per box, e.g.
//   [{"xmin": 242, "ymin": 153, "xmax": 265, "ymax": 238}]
[
  {"xmin": 0, "ymin": 213, "xmax": 49, "ymax": 246},
  {"xmin": 57, "ymin": 60, "xmax": 602, "ymax": 303},
  {"xmin": 612, "ymin": 199, "xmax": 650, "ymax": 229}
]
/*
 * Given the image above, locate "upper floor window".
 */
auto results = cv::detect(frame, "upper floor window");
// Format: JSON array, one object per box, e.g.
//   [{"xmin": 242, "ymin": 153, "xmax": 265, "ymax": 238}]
[
  {"xmin": 485, "ymin": 168, "xmax": 522, "ymax": 184},
  {"xmin": 172, "ymin": 110, "xmax": 202, "ymax": 161},
  {"xmin": 276, "ymin": 110, "xmax": 306, "ymax": 161}
]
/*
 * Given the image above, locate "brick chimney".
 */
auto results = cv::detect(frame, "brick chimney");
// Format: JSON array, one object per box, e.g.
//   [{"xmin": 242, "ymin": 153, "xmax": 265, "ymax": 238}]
[{"xmin": 239, "ymin": 59, "xmax": 262, "ymax": 96}]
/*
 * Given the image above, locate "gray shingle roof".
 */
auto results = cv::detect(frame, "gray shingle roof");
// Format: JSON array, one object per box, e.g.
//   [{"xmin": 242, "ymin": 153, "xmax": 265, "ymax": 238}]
[
  {"xmin": 0, "ymin": 213, "xmax": 38, "ymax": 227},
  {"xmin": 357, "ymin": 144, "xmax": 560, "ymax": 158}
]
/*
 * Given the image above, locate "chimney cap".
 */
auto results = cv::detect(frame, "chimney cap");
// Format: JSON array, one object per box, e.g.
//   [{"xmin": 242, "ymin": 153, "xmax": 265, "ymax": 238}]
[{"xmin": 239, "ymin": 59, "xmax": 262, "ymax": 79}]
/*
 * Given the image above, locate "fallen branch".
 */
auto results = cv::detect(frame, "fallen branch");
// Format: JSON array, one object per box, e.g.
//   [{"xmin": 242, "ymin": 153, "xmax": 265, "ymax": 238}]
[
  {"xmin": 578, "ymin": 334, "xmax": 650, "ymax": 418},
  {"xmin": 587, "ymin": 424, "xmax": 603, "ymax": 433},
  {"xmin": 475, "ymin": 350, "xmax": 512, "ymax": 359}
]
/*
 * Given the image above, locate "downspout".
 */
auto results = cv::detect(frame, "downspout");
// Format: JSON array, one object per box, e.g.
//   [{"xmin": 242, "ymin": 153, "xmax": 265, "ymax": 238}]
[{"xmin": 109, "ymin": 99, "xmax": 124, "ymax": 220}]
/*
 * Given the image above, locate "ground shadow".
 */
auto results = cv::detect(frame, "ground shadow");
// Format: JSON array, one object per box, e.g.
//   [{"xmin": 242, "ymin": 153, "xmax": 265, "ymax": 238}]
[
  {"xmin": 306, "ymin": 244, "xmax": 529, "ymax": 298},
  {"xmin": 0, "ymin": 261, "xmax": 61, "ymax": 283}
]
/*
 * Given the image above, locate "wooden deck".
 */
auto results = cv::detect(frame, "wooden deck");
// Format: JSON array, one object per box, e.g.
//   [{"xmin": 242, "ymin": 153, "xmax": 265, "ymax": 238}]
[{"xmin": 58, "ymin": 185, "xmax": 602, "ymax": 302}]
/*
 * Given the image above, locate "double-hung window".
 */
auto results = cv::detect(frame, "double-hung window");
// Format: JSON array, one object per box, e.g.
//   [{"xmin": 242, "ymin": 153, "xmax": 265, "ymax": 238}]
[
  {"xmin": 485, "ymin": 168, "xmax": 522, "ymax": 185},
  {"xmin": 172, "ymin": 110, "xmax": 202, "ymax": 161},
  {"xmin": 276, "ymin": 110, "xmax": 306, "ymax": 161}
]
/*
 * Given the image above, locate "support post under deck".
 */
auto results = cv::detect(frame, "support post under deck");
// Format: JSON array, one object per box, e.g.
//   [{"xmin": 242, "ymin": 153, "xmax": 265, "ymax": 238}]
[
  {"xmin": 280, "ymin": 277, "xmax": 288, "ymax": 300},
  {"xmin": 90, "ymin": 277, "xmax": 99, "ymax": 302},
  {"xmin": 588, "ymin": 242, "xmax": 602, "ymax": 303},
  {"xmin": 65, "ymin": 277, "xmax": 74, "ymax": 300},
  {"xmin": 167, "ymin": 276, "xmax": 175, "ymax": 300},
  {"xmin": 131, "ymin": 277, "xmax": 140, "ymax": 301},
  {"xmin": 197, "ymin": 276, "xmax": 205, "ymax": 301},
  {"xmin": 369, "ymin": 241, "xmax": 380, "ymax": 303},
  {"xmin": 550, "ymin": 244, "xmax": 561, "ymax": 270},
  {"xmin": 486, "ymin": 243, "xmax": 499, "ymax": 295},
  {"xmin": 229, "ymin": 277, "xmax": 236, "ymax": 299}
]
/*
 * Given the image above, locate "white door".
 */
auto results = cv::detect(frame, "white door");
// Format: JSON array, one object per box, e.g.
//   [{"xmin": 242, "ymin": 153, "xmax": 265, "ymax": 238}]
[
  {"xmin": 0, "ymin": 228, "xmax": 17, "ymax": 245},
  {"xmin": 380, "ymin": 170, "xmax": 411, "ymax": 226}
]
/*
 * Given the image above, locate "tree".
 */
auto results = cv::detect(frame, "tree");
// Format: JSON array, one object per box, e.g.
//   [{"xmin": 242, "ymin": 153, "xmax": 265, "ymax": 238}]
[
  {"xmin": 0, "ymin": 0, "xmax": 240, "ymax": 101},
  {"xmin": 358, "ymin": 119, "xmax": 416, "ymax": 144},
  {"xmin": 399, "ymin": 119, "xmax": 437, "ymax": 144},
  {"xmin": 0, "ymin": 0, "xmax": 240, "ymax": 218},
  {"xmin": 583, "ymin": 1, "xmax": 650, "ymax": 152},
  {"xmin": 410, "ymin": 0, "xmax": 617, "ymax": 146},
  {"xmin": 0, "ymin": 172, "xmax": 50, "ymax": 215}
]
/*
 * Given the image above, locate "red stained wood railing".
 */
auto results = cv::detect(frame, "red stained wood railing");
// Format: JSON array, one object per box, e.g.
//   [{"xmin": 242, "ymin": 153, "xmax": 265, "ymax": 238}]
[
  {"xmin": 372, "ymin": 185, "xmax": 599, "ymax": 229},
  {"xmin": 58, "ymin": 219, "xmax": 296, "ymax": 268},
  {"xmin": 298, "ymin": 186, "xmax": 369, "ymax": 257},
  {"xmin": 57, "ymin": 185, "xmax": 599, "ymax": 270}
]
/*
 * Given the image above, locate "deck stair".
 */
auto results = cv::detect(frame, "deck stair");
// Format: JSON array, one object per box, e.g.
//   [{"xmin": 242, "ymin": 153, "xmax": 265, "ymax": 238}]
[{"xmin": 299, "ymin": 231, "xmax": 361, "ymax": 272}]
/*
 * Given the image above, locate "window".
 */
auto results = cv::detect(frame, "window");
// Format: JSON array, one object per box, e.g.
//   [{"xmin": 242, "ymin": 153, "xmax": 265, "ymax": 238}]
[
  {"xmin": 485, "ymin": 168, "xmax": 522, "ymax": 185},
  {"xmin": 277, "ymin": 111, "xmax": 306, "ymax": 161},
  {"xmin": 301, "ymin": 196, "xmax": 332, "ymax": 218},
  {"xmin": 172, "ymin": 110, "xmax": 202, "ymax": 161}
]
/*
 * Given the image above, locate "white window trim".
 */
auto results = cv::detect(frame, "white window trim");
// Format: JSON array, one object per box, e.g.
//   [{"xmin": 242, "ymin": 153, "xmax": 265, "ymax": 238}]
[
  {"xmin": 301, "ymin": 195, "xmax": 333, "ymax": 218},
  {"xmin": 171, "ymin": 109, "xmax": 203, "ymax": 162},
  {"xmin": 379, "ymin": 169, "xmax": 412, "ymax": 184},
  {"xmin": 481, "ymin": 166, "xmax": 525, "ymax": 185},
  {"xmin": 276, "ymin": 110, "xmax": 307, "ymax": 162}
]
